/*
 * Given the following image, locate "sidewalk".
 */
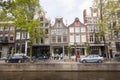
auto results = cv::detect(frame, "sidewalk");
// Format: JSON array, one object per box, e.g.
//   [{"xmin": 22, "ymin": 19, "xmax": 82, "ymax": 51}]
[{"xmin": 0, "ymin": 60, "xmax": 5, "ymax": 63}]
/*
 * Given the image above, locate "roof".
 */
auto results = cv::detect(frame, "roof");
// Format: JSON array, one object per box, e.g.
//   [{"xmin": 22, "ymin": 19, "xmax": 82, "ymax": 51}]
[{"xmin": 68, "ymin": 17, "xmax": 85, "ymax": 27}]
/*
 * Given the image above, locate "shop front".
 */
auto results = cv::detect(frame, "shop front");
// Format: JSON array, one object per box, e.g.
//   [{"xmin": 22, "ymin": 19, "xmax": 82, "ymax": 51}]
[{"xmin": 32, "ymin": 45, "xmax": 50, "ymax": 58}]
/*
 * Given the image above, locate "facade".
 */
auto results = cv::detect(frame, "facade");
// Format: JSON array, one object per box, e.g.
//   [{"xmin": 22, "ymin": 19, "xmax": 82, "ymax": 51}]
[
  {"xmin": 49, "ymin": 17, "xmax": 68, "ymax": 57},
  {"xmin": 15, "ymin": 28, "xmax": 29, "ymax": 55},
  {"xmin": 32, "ymin": 11, "xmax": 51, "ymax": 58},
  {"xmin": 0, "ymin": 0, "xmax": 119, "ymax": 59},
  {"xmin": 83, "ymin": 7, "xmax": 105, "ymax": 56},
  {"xmin": 107, "ymin": 3, "xmax": 120, "ymax": 56},
  {"xmin": 68, "ymin": 17, "xmax": 87, "ymax": 56},
  {"xmin": 0, "ymin": 21, "xmax": 15, "ymax": 58}
]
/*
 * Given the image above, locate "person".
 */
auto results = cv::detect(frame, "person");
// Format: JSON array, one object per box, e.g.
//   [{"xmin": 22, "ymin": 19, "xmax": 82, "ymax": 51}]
[{"xmin": 60, "ymin": 53, "xmax": 63, "ymax": 59}]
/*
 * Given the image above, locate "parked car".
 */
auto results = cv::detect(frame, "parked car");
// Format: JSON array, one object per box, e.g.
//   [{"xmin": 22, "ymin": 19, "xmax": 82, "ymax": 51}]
[
  {"xmin": 115, "ymin": 54, "xmax": 120, "ymax": 61},
  {"xmin": 79, "ymin": 54, "xmax": 104, "ymax": 63},
  {"xmin": 5, "ymin": 54, "xmax": 30, "ymax": 63},
  {"xmin": 37, "ymin": 55, "xmax": 48, "ymax": 60}
]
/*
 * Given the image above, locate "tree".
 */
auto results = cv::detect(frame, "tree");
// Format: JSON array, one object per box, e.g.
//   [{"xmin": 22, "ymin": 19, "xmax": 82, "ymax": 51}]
[
  {"xmin": 0, "ymin": 0, "xmax": 44, "ymax": 61},
  {"xmin": 67, "ymin": 44, "xmax": 72, "ymax": 59},
  {"xmin": 92, "ymin": 0, "xmax": 120, "ymax": 58},
  {"xmin": 86, "ymin": 44, "xmax": 90, "ymax": 56}
]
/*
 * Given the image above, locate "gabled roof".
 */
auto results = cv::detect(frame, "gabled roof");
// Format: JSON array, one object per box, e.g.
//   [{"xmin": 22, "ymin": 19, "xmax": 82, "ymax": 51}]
[
  {"xmin": 68, "ymin": 17, "xmax": 85, "ymax": 27},
  {"xmin": 51, "ymin": 17, "xmax": 67, "ymax": 28}
]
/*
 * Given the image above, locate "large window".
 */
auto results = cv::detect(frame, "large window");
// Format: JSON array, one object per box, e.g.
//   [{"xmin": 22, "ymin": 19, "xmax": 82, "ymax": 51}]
[
  {"xmin": 70, "ymin": 34, "xmax": 74, "ymax": 42},
  {"xmin": 81, "ymin": 35, "xmax": 86, "ymax": 42},
  {"xmin": 22, "ymin": 32, "xmax": 26, "ymax": 39},
  {"xmin": 16, "ymin": 32, "xmax": 20, "ymax": 40},
  {"xmin": 52, "ymin": 36, "xmax": 56, "ymax": 43},
  {"xmin": 58, "ymin": 36, "xmax": 61, "ymax": 42},
  {"xmin": 81, "ymin": 27, "xmax": 85, "ymax": 32},
  {"xmin": 69, "ymin": 27, "xmax": 74, "ymax": 33},
  {"xmin": 76, "ymin": 34, "xmax": 80, "ymax": 42},
  {"xmin": 90, "ymin": 35, "xmax": 94, "ymax": 43},
  {"xmin": 75, "ymin": 27, "xmax": 80, "ymax": 33},
  {"xmin": 63, "ymin": 36, "xmax": 67, "ymax": 42}
]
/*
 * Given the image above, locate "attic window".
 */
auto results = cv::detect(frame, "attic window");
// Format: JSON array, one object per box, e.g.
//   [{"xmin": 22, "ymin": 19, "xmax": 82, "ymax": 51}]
[{"xmin": 57, "ymin": 21, "xmax": 62, "ymax": 28}]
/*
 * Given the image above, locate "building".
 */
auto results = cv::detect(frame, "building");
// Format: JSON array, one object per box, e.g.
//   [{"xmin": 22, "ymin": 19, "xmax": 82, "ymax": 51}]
[
  {"xmin": 83, "ymin": 7, "xmax": 105, "ymax": 56},
  {"xmin": 32, "ymin": 11, "xmax": 51, "ymax": 58},
  {"xmin": 15, "ymin": 28, "xmax": 29, "ymax": 55},
  {"xmin": 49, "ymin": 17, "xmax": 68, "ymax": 57},
  {"xmin": 68, "ymin": 17, "xmax": 87, "ymax": 56},
  {"xmin": 107, "ymin": 0, "xmax": 120, "ymax": 56},
  {"xmin": 0, "ymin": 21, "xmax": 15, "ymax": 58}
]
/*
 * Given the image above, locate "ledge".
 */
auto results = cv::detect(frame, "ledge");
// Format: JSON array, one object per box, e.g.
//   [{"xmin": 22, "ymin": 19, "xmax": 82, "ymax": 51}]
[{"xmin": 0, "ymin": 63, "xmax": 120, "ymax": 72}]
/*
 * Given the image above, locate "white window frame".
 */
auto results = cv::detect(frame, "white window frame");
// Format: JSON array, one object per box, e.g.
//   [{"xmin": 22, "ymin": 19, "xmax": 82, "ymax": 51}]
[
  {"xmin": 70, "ymin": 34, "xmax": 74, "ymax": 42},
  {"xmin": 69, "ymin": 27, "xmax": 74, "ymax": 33},
  {"xmin": 81, "ymin": 35, "xmax": 86, "ymax": 42},
  {"xmin": 16, "ymin": 32, "xmax": 20, "ymax": 40},
  {"xmin": 75, "ymin": 27, "xmax": 80, "ymax": 33},
  {"xmin": 76, "ymin": 34, "xmax": 80, "ymax": 42},
  {"xmin": 81, "ymin": 27, "xmax": 86, "ymax": 32}
]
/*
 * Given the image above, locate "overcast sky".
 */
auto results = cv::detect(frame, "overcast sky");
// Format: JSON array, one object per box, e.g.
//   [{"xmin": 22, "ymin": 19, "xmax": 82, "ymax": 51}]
[{"xmin": 40, "ymin": 0, "xmax": 93, "ymax": 25}]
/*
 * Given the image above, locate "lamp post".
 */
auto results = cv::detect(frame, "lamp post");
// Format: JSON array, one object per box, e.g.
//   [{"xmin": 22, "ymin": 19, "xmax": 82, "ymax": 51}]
[{"xmin": 74, "ymin": 42, "xmax": 77, "ymax": 62}]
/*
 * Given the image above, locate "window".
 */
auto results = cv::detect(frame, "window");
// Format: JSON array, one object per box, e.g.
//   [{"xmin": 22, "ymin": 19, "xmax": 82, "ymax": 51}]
[
  {"xmin": 100, "ymin": 36, "xmax": 104, "ymax": 42},
  {"xmin": 75, "ymin": 27, "xmax": 80, "ymax": 33},
  {"xmin": 81, "ymin": 35, "xmax": 86, "ymax": 42},
  {"xmin": 16, "ymin": 32, "xmax": 20, "ymax": 39},
  {"xmin": 4, "ymin": 37, "xmax": 8, "ymax": 42},
  {"xmin": 41, "ymin": 38, "xmax": 44, "ymax": 43},
  {"xmin": 52, "ymin": 36, "xmax": 56, "ymax": 43},
  {"xmin": 45, "ymin": 29, "xmax": 48, "ymax": 34},
  {"xmin": 57, "ymin": 21, "xmax": 62, "ymax": 28},
  {"xmin": 90, "ymin": 35, "xmax": 93, "ymax": 42},
  {"xmin": 81, "ymin": 27, "xmax": 85, "ymax": 32},
  {"xmin": 40, "ymin": 17, "xmax": 43, "ymax": 21},
  {"xmin": 58, "ymin": 36, "xmax": 61, "ymax": 42},
  {"xmin": 21, "ymin": 32, "xmax": 26, "ymax": 39},
  {"xmin": 76, "ymin": 34, "xmax": 80, "ymax": 42},
  {"xmin": 4, "ymin": 27, "xmax": 9, "ymax": 31},
  {"xmin": 10, "ymin": 27, "xmax": 15, "ymax": 30},
  {"xmin": 51, "ymin": 30, "xmax": 56, "ymax": 34},
  {"xmin": 63, "ymin": 36, "xmax": 67, "ymax": 42},
  {"xmin": 69, "ymin": 27, "xmax": 74, "ymax": 33},
  {"xmin": 70, "ymin": 34, "xmax": 74, "ymax": 42},
  {"xmin": 45, "ymin": 23, "xmax": 49, "ymax": 27},
  {"xmin": 0, "ymin": 27, "xmax": 3, "ymax": 31},
  {"xmin": 10, "ymin": 37, "xmax": 14, "ymax": 41}
]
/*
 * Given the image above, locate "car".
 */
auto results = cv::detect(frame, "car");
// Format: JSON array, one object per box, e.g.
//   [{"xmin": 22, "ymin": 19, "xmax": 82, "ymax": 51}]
[
  {"xmin": 115, "ymin": 54, "xmax": 120, "ymax": 61},
  {"xmin": 79, "ymin": 54, "xmax": 104, "ymax": 63},
  {"xmin": 5, "ymin": 54, "xmax": 30, "ymax": 63},
  {"xmin": 37, "ymin": 55, "xmax": 48, "ymax": 60}
]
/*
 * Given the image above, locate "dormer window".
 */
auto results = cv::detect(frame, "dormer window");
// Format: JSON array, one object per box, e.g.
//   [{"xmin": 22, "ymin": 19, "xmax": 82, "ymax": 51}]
[{"xmin": 57, "ymin": 21, "xmax": 62, "ymax": 28}]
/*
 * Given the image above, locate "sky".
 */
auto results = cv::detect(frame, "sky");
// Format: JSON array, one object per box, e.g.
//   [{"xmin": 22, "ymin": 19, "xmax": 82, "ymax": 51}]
[{"xmin": 40, "ymin": 0, "xmax": 93, "ymax": 25}]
